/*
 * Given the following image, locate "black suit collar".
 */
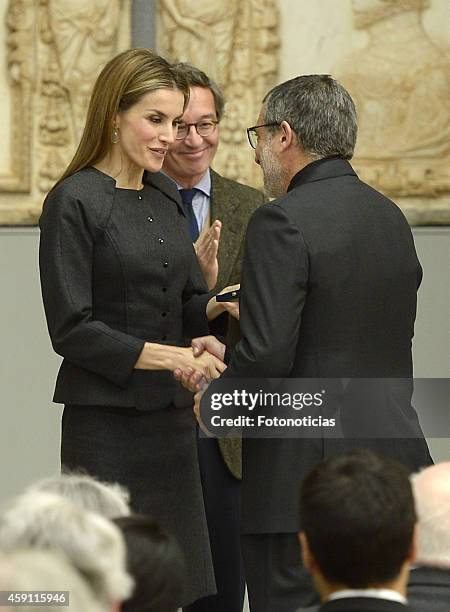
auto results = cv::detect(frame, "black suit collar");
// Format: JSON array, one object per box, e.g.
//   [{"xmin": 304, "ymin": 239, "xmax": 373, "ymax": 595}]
[
  {"xmin": 143, "ymin": 171, "xmax": 183, "ymax": 210},
  {"xmin": 409, "ymin": 564, "xmax": 450, "ymax": 586},
  {"xmin": 287, "ymin": 156, "xmax": 357, "ymax": 192}
]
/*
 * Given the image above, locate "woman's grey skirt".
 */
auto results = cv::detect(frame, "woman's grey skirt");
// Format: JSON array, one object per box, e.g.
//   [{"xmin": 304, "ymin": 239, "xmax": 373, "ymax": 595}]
[{"xmin": 61, "ymin": 403, "xmax": 216, "ymax": 606}]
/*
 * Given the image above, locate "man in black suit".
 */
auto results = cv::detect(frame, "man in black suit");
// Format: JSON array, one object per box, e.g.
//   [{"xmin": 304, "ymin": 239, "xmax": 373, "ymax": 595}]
[
  {"xmin": 408, "ymin": 462, "xmax": 450, "ymax": 612},
  {"xmin": 180, "ymin": 74, "xmax": 432, "ymax": 611},
  {"xmin": 298, "ymin": 449, "xmax": 416, "ymax": 612}
]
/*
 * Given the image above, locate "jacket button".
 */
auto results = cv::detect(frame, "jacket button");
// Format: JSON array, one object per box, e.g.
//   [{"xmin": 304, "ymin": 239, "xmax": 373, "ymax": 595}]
[
  {"xmin": 161, "ymin": 312, "xmax": 167, "ymax": 317},
  {"xmin": 147, "ymin": 216, "xmax": 153, "ymax": 222},
  {"xmin": 163, "ymin": 261, "xmax": 168, "ymax": 267},
  {"xmin": 138, "ymin": 195, "xmax": 142, "ymax": 200},
  {"xmin": 159, "ymin": 238, "xmax": 164, "ymax": 244},
  {"xmin": 162, "ymin": 287, "xmax": 167, "ymax": 292}
]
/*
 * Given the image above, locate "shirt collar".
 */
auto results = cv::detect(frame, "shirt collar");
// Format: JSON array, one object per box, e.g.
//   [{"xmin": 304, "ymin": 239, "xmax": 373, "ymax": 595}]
[
  {"xmin": 162, "ymin": 168, "xmax": 211, "ymax": 197},
  {"xmin": 328, "ymin": 588, "xmax": 407, "ymax": 605},
  {"xmin": 287, "ymin": 155, "xmax": 354, "ymax": 192}
]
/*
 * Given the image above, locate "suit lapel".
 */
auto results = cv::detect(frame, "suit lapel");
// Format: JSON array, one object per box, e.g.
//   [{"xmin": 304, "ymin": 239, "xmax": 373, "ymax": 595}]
[
  {"xmin": 210, "ymin": 169, "xmax": 243, "ymax": 289},
  {"xmin": 144, "ymin": 171, "xmax": 184, "ymax": 215}
]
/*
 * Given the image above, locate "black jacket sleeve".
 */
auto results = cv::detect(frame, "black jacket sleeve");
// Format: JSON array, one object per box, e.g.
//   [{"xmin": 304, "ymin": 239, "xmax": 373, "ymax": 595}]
[
  {"xmin": 222, "ymin": 203, "xmax": 309, "ymax": 379},
  {"xmin": 181, "ymin": 240, "xmax": 210, "ymax": 341},
  {"xmin": 39, "ymin": 185, "xmax": 144, "ymax": 388}
]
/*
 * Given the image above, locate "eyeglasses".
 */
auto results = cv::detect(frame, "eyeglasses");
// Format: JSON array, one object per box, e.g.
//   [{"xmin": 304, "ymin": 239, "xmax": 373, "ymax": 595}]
[
  {"xmin": 246, "ymin": 123, "xmax": 280, "ymax": 149},
  {"xmin": 175, "ymin": 120, "xmax": 219, "ymax": 140}
]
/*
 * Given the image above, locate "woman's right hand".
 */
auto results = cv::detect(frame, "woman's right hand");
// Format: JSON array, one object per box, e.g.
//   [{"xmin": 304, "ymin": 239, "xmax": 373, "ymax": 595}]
[
  {"xmin": 135, "ymin": 343, "xmax": 225, "ymax": 384},
  {"xmin": 171, "ymin": 346, "xmax": 226, "ymax": 382}
]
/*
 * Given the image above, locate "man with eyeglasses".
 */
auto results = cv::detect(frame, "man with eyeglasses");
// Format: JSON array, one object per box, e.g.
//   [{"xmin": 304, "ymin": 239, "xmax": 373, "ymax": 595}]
[
  {"xmin": 163, "ymin": 63, "xmax": 265, "ymax": 612},
  {"xmin": 180, "ymin": 74, "xmax": 432, "ymax": 611}
]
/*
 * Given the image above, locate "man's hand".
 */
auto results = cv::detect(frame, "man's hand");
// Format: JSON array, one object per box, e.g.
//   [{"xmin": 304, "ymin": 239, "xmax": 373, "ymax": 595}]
[
  {"xmin": 192, "ymin": 335, "xmax": 226, "ymax": 360},
  {"xmin": 194, "ymin": 220, "xmax": 221, "ymax": 290},
  {"xmin": 206, "ymin": 284, "xmax": 240, "ymax": 321},
  {"xmin": 174, "ymin": 336, "xmax": 226, "ymax": 392}
]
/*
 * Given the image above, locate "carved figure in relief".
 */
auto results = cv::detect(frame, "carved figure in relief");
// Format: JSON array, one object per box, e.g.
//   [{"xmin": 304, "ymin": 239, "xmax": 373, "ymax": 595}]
[
  {"xmin": 1, "ymin": 0, "xmax": 130, "ymax": 222},
  {"xmin": 37, "ymin": 0, "xmax": 127, "ymax": 193},
  {"xmin": 335, "ymin": 0, "xmax": 450, "ymax": 197},
  {"xmin": 6, "ymin": 0, "xmax": 35, "ymax": 84},
  {"xmin": 157, "ymin": 0, "xmax": 279, "ymax": 187},
  {"xmin": 46, "ymin": 0, "xmax": 123, "ymax": 134},
  {"xmin": 159, "ymin": 0, "xmax": 239, "ymax": 83}
]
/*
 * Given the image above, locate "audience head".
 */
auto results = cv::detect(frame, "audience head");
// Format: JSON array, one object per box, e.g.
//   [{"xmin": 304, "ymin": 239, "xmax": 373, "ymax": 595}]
[
  {"xmin": 411, "ymin": 462, "xmax": 450, "ymax": 567},
  {"xmin": 163, "ymin": 62, "xmax": 224, "ymax": 188},
  {"xmin": 0, "ymin": 491, "xmax": 132, "ymax": 610},
  {"xmin": 250, "ymin": 75, "xmax": 357, "ymax": 197},
  {"xmin": 299, "ymin": 449, "xmax": 416, "ymax": 599},
  {"xmin": 0, "ymin": 549, "xmax": 102, "ymax": 612},
  {"xmin": 114, "ymin": 514, "xmax": 186, "ymax": 612},
  {"xmin": 30, "ymin": 472, "xmax": 130, "ymax": 518}
]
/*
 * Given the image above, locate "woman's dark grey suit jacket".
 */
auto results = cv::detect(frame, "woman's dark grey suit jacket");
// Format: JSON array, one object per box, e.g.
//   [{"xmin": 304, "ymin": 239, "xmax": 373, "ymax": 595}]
[{"xmin": 39, "ymin": 167, "xmax": 210, "ymax": 409}]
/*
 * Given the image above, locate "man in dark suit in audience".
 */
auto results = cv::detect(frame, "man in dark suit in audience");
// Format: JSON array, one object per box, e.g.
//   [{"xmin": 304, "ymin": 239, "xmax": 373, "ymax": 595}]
[
  {"xmin": 408, "ymin": 462, "xmax": 450, "ymax": 612},
  {"xmin": 298, "ymin": 449, "xmax": 416, "ymax": 612}
]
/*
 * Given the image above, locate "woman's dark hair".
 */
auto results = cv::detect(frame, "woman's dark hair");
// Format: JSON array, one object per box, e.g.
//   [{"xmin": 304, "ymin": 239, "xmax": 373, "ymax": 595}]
[{"xmin": 114, "ymin": 514, "xmax": 186, "ymax": 612}]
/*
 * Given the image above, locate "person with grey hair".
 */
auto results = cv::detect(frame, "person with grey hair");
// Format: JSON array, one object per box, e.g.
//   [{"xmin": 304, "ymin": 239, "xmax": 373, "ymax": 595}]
[
  {"xmin": 29, "ymin": 472, "xmax": 130, "ymax": 518},
  {"xmin": 0, "ymin": 549, "xmax": 103, "ymax": 612},
  {"xmin": 407, "ymin": 463, "xmax": 450, "ymax": 612},
  {"xmin": 0, "ymin": 491, "xmax": 132, "ymax": 611},
  {"xmin": 180, "ymin": 74, "xmax": 432, "ymax": 611}
]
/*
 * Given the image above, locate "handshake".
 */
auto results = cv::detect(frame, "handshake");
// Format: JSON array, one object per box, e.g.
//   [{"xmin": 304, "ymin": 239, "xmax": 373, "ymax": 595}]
[
  {"xmin": 174, "ymin": 335, "xmax": 227, "ymax": 393},
  {"xmin": 173, "ymin": 335, "xmax": 227, "ymax": 426},
  {"xmin": 172, "ymin": 282, "xmax": 239, "ymax": 393}
]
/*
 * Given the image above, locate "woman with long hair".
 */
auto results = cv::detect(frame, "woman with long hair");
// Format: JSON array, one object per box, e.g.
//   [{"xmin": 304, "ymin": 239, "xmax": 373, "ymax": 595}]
[{"xmin": 39, "ymin": 48, "xmax": 230, "ymax": 606}]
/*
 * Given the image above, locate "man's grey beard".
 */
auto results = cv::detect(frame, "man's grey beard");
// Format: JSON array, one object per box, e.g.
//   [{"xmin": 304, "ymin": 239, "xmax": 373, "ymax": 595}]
[{"xmin": 260, "ymin": 144, "xmax": 287, "ymax": 199}]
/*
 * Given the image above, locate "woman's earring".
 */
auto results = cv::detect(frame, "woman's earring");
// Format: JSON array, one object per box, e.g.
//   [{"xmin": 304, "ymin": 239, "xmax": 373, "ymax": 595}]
[{"xmin": 111, "ymin": 127, "xmax": 119, "ymax": 144}]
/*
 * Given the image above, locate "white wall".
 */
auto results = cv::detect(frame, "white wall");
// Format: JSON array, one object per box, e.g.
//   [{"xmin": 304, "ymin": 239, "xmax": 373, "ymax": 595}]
[
  {"xmin": 0, "ymin": 228, "xmax": 61, "ymax": 503},
  {"xmin": 0, "ymin": 227, "xmax": 449, "ymax": 504}
]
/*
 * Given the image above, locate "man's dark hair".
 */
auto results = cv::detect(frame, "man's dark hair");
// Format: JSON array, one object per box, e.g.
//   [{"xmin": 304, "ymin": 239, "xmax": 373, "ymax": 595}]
[
  {"xmin": 114, "ymin": 514, "xmax": 186, "ymax": 612},
  {"xmin": 172, "ymin": 62, "xmax": 225, "ymax": 120},
  {"xmin": 299, "ymin": 449, "xmax": 416, "ymax": 588},
  {"xmin": 263, "ymin": 74, "xmax": 357, "ymax": 159}
]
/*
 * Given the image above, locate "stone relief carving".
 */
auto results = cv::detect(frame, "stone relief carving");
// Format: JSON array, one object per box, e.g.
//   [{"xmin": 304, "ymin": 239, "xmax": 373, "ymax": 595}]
[
  {"xmin": 0, "ymin": 0, "xmax": 131, "ymax": 224},
  {"xmin": 1, "ymin": 0, "xmax": 35, "ymax": 194},
  {"xmin": 157, "ymin": 0, "xmax": 279, "ymax": 189},
  {"xmin": 336, "ymin": 0, "xmax": 450, "ymax": 223}
]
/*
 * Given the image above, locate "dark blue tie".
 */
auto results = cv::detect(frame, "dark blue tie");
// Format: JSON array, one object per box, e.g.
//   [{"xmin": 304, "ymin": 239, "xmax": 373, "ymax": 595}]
[{"xmin": 179, "ymin": 188, "xmax": 200, "ymax": 241}]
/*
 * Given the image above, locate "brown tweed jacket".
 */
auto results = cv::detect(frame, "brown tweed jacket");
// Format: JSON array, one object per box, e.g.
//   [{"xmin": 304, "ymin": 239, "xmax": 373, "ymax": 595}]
[{"xmin": 209, "ymin": 168, "xmax": 266, "ymax": 479}]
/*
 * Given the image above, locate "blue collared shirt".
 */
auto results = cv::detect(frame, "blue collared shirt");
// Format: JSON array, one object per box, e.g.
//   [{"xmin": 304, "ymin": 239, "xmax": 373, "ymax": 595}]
[{"xmin": 164, "ymin": 169, "xmax": 211, "ymax": 233}]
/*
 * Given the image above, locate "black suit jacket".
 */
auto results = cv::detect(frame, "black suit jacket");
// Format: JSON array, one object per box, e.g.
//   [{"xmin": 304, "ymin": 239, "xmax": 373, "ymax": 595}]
[
  {"xmin": 211, "ymin": 157, "xmax": 431, "ymax": 532},
  {"xmin": 39, "ymin": 167, "xmax": 209, "ymax": 411},
  {"xmin": 319, "ymin": 597, "xmax": 411, "ymax": 612},
  {"xmin": 408, "ymin": 565, "xmax": 450, "ymax": 612}
]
